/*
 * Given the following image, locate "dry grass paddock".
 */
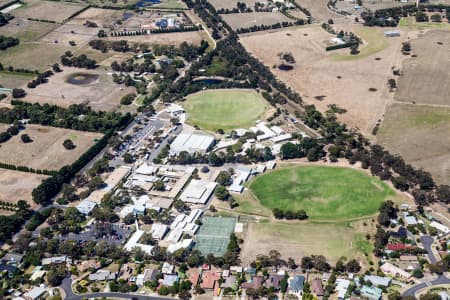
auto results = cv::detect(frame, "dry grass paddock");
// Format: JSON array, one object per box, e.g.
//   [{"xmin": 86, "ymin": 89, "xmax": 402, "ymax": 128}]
[
  {"xmin": 105, "ymin": 30, "xmax": 208, "ymax": 46},
  {"xmin": 0, "ymin": 169, "xmax": 48, "ymax": 210},
  {"xmin": 377, "ymin": 103, "xmax": 450, "ymax": 185},
  {"xmin": 11, "ymin": 0, "xmax": 87, "ymax": 23},
  {"xmin": 208, "ymin": 0, "xmax": 258, "ymax": 10},
  {"xmin": 21, "ymin": 67, "xmax": 136, "ymax": 112},
  {"xmin": 222, "ymin": 12, "xmax": 293, "ymax": 30},
  {"xmin": 395, "ymin": 30, "xmax": 450, "ymax": 106},
  {"xmin": 0, "ymin": 124, "xmax": 102, "ymax": 171},
  {"xmin": 0, "ymin": 19, "xmax": 59, "ymax": 42},
  {"xmin": 241, "ymin": 24, "xmax": 406, "ymax": 135}
]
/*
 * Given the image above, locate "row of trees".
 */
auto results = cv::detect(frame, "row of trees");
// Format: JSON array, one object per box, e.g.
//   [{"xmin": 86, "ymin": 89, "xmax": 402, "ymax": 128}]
[
  {"xmin": 27, "ymin": 70, "xmax": 54, "ymax": 89},
  {"xmin": 61, "ymin": 51, "xmax": 97, "ymax": 69},
  {"xmin": 236, "ymin": 20, "xmax": 306, "ymax": 34},
  {"xmin": 272, "ymin": 208, "xmax": 308, "ymax": 220}
]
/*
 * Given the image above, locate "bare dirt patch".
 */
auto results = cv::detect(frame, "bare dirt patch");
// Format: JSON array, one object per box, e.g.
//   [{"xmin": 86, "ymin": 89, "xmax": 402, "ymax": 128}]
[
  {"xmin": 377, "ymin": 103, "xmax": 450, "ymax": 185},
  {"xmin": 0, "ymin": 169, "xmax": 48, "ymax": 209},
  {"xmin": 395, "ymin": 30, "xmax": 450, "ymax": 106},
  {"xmin": 241, "ymin": 24, "xmax": 406, "ymax": 135},
  {"xmin": 222, "ymin": 12, "xmax": 293, "ymax": 30},
  {"xmin": 0, "ymin": 124, "xmax": 102, "ymax": 171},
  {"xmin": 11, "ymin": 0, "xmax": 87, "ymax": 23},
  {"xmin": 21, "ymin": 67, "xmax": 136, "ymax": 111}
]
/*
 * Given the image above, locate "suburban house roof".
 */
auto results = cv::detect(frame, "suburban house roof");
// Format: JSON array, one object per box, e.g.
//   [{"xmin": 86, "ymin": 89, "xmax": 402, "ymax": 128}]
[
  {"xmin": 241, "ymin": 276, "xmax": 264, "ymax": 290},
  {"xmin": 312, "ymin": 279, "xmax": 324, "ymax": 296},
  {"xmin": 386, "ymin": 243, "xmax": 411, "ymax": 251},
  {"xmin": 188, "ymin": 270, "xmax": 200, "ymax": 286},
  {"xmin": 265, "ymin": 274, "xmax": 285, "ymax": 290},
  {"xmin": 363, "ymin": 275, "xmax": 392, "ymax": 287},
  {"xmin": 289, "ymin": 275, "xmax": 305, "ymax": 292},
  {"xmin": 201, "ymin": 271, "xmax": 221, "ymax": 290}
]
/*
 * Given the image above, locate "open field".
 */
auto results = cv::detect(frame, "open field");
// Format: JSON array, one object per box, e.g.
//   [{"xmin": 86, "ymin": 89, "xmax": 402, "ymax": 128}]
[
  {"xmin": 222, "ymin": 12, "xmax": 293, "ymax": 30},
  {"xmin": 105, "ymin": 30, "xmax": 207, "ymax": 46},
  {"xmin": 377, "ymin": 104, "xmax": 450, "ymax": 185},
  {"xmin": 209, "ymin": 0, "xmax": 257, "ymax": 10},
  {"xmin": 21, "ymin": 67, "xmax": 136, "ymax": 111},
  {"xmin": 241, "ymin": 219, "xmax": 375, "ymax": 265},
  {"xmin": 399, "ymin": 17, "xmax": 450, "ymax": 30},
  {"xmin": 0, "ymin": 124, "xmax": 102, "ymax": 171},
  {"xmin": 0, "ymin": 19, "xmax": 59, "ymax": 42},
  {"xmin": 249, "ymin": 165, "xmax": 395, "ymax": 221},
  {"xmin": 11, "ymin": 0, "xmax": 87, "ymax": 23},
  {"xmin": 0, "ymin": 71, "xmax": 34, "ymax": 89},
  {"xmin": 38, "ymin": 23, "xmax": 100, "ymax": 46},
  {"xmin": 0, "ymin": 169, "xmax": 48, "ymax": 209},
  {"xmin": 183, "ymin": 89, "xmax": 270, "ymax": 131},
  {"xmin": 151, "ymin": 0, "xmax": 187, "ymax": 9},
  {"xmin": 241, "ymin": 24, "xmax": 405, "ymax": 135},
  {"xmin": 395, "ymin": 30, "xmax": 450, "ymax": 106},
  {"xmin": 294, "ymin": 0, "xmax": 337, "ymax": 21},
  {"xmin": 331, "ymin": 27, "xmax": 390, "ymax": 61},
  {"xmin": 66, "ymin": 7, "xmax": 122, "ymax": 27},
  {"xmin": 0, "ymin": 43, "xmax": 68, "ymax": 71}
]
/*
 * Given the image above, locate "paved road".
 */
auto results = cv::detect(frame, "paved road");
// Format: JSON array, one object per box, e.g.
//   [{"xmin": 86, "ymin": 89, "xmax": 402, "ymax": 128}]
[
  {"xmin": 402, "ymin": 275, "xmax": 450, "ymax": 297},
  {"xmin": 421, "ymin": 235, "xmax": 437, "ymax": 264},
  {"xmin": 61, "ymin": 278, "xmax": 173, "ymax": 300}
]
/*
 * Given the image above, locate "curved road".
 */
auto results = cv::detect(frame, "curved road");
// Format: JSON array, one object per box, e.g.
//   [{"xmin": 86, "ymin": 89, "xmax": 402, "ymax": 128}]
[
  {"xmin": 402, "ymin": 235, "xmax": 450, "ymax": 297},
  {"xmin": 61, "ymin": 278, "xmax": 173, "ymax": 300}
]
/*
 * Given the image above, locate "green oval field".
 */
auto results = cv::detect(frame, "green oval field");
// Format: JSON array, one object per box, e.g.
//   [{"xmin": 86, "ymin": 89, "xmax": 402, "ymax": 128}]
[
  {"xmin": 183, "ymin": 89, "xmax": 269, "ymax": 131},
  {"xmin": 249, "ymin": 165, "xmax": 395, "ymax": 221}
]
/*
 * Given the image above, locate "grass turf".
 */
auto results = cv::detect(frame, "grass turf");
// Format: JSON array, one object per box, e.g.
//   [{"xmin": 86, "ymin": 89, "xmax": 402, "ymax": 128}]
[
  {"xmin": 183, "ymin": 89, "xmax": 269, "ymax": 131},
  {"xmin": 249, "ymin": 165, "xmax": 395, "ymax": 221},
  {"xmin": 331, "ymin": 27, "xmax": 389, "ymax": 61},
  {"xmin": 399, "ymin": 17, "xmax": 450, "ymax": 30}
]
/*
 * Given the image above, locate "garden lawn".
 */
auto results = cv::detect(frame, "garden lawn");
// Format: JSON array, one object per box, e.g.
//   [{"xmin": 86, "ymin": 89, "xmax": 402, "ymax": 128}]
[
  {"xmin": 183, "ymin": 89, "xmax": 269, "ymax": 131},
  {"xmin": 249, "ymin": 165, "xmax": 395, "ymax": 221}
]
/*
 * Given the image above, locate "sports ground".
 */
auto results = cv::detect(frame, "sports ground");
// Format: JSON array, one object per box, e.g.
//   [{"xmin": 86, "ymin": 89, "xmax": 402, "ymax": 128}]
[
  {"xmin": 195, "ymin": 216, "xmax": 236, "ymax": 257},
  {"xmin": 183, "ymin": 89, "xmax": 269, "ymax": 131},
  {"xmin": 249, "ymin": 165, "xmax": 395, "ymax": 221}
]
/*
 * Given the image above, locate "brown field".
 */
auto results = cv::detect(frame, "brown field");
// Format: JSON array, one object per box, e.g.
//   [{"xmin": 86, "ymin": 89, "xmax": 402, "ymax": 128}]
[
  {"xmin": 0, "ymin": 42, "xmax": 69, "ymax": 71},
  {"xmin": 0, "ymin": 124, "xmax": 103, "ymax": 171},
  {"xmin": 105, "ymin": 30, "xmax": 207, "ymax": 45},
  {"xmin": 377, "ymin": 104, "xmax": 450, "ymax": 185},
  {"xmin": 297, "ymin": 0, "xmax": 339, "ymax": 21},
  {"xmin": 0, "ymin": 72, "xmax": 34, "ymax": 89},
  {"xmin": 38, "ymin": 23, "xmax": 100, "ymax": 46},
  {"xmin": 241, "ymin": 24, "xmax": 406, "ymax": 135},
  {"xmin": 209, "ymin": 0, "xmax": 258, "ymax": 10},
  {"xmin": 0, "ymin": 19, "xmax": 59, "ymax": 42},
  {"xmin": 222, "ymin": 12, "xmax": 293, "ymax": 30},
  {"xmin": 0, "ymin": 169, "xmax": 48, "ymax": 209},
  {"xmin": 11, "ymin": 0, "xmax": 87, "ymax": 23},
  {"xmin": 395, "ymin": 30, "xmax": 450, "ymax": 106},
  {"xmin": 21, "ymin": 67, "xmax": 136, "ymax": 111},
  {"xmin": 66, "ymin": 7, "xmax": 122, "ymax": 27}
]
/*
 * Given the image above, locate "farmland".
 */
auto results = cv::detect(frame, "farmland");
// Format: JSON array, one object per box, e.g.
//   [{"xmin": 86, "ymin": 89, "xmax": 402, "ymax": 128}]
[
  {"xmin": 395, "ymin": 30, "xmax": 450, "ymax": 106},
  {"xmin": 249, "ymin": 165, "xmax": 395, "ymax": 221},
  {"xmin": 377, "ymin": 104, "xmax": 450, "ymax": 185},
  {"xmin": 10, "ymin": 0, "xmax": 87, "ymax": 23},
  {"xmin": 0, "ymin": 71, "xmax": 34, "ymax": 89},
  {"xmin": 241, "ymin": 25, "xmax": 405, "ymax": 135},
  {"xmin": 208, "ymin": 0, "xmax": 258, "ymax": 10},
  {"xmin": 0, "ymin": 124, "xmax": 102, "ymax": 171},
  {"xmin": 183, "ymin": 89, "xmax": 270, "ymax": 131},
  {"xmin": 0, "ymin": 19, "xmax": 59, "ymax": 42},
  {"xmin": 0, "ymin": 169, "xmax": 48, "ymax": 210},
  {"xmin": 22, "ymin": 67, "xmax": 136, "ymax": 112},
  {"xmin": 222, "ymin": 12, "xmax": 294, "ymax": 30},
  {"xmin": 105, "ymin": 30, "xmax": 207, "ymax": 46}
]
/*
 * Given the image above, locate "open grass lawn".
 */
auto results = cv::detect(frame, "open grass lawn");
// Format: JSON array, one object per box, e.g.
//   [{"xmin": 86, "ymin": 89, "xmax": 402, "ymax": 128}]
[
  {"xmin": 183, "ymin": 89, "xmax": 269, "ymax": 131},
  {"xmin": 241, "ymin": 219, "xmax": 375, "ymax": 264},
  {"xmin": 331, "ymin": 27, "xmax": 389, "ymax": 61},
  {"xmin": 249, "ymin": 165, "xmax": 395, "ymax": 221}
]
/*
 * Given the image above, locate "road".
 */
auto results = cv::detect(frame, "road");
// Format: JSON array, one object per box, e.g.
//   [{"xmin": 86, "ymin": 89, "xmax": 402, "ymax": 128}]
[
  {"xmin": 61, "ymin": 278, "xmax": 173, "ymax": 300},
  {"xmin": 402, "ymin": 235, "xmax": 450, "ymax": 297}
]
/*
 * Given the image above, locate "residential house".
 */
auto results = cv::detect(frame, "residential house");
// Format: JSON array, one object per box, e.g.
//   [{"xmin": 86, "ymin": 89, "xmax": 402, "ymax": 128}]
[
  {"xmin": 163, "ymin": 274, "xmax": 178, "ymax": 287},
  {"xmin": 380, "ymin": 262, "xmax": 412, "ymax": 280},
  {"xmin": 88, "ymin": 270, "xmax": 117, "ymax": 281},
  {"xmin": 241, "ymin": 276, "xmax": 264, "ymax": 290},
  {"xmin": 336, "ymin": 278, "xmax": 350, "ymax": 300},
  {"xmin": 361, "ymin": 285, "xmax": 382, "ymax": 300},
  {"xmin": 162, "ymin": 262, "xmax": 175, "ymax": 274},
  {"xmin": 41, "ymin": 256, "xmax": 68, "ymax": 266},
  {"xmin": 221, "ymin": 275, "xmax": 237, "ymax": 289},
  {"xmin": 201, "ymin": 271, "xmax": 221, "ymax": 290},
  {"xmin": 312, "ymin": 279, "xmax": 324, "ymax": 298},
  {"xmin": 265, "ymin": 274, "xmax": 285, "ymax": 290},
  {"xmin": 288, "ymin": 275, "xmax": 305, "ymax": 296},
  {"xmin": 24, "ymin": 287, "xmax": 46, "ymax": 300},
  {"xmin": 188, "ymin": 269, "xmax": 200, "ymax": 287},
  {"xmin": 400, "ymin": 255, "xmax": 418, "ymax": 262},
  {"xmin": 363, "ymin": 275, "xmax": 391, "ymax": 287},
  {"xmin": 1, "ymin": 253, "xmax": 23, "ymax": 266},
  {"xmin": 143, "ymin": 268, "xmax": 160, "ymax": 282}
]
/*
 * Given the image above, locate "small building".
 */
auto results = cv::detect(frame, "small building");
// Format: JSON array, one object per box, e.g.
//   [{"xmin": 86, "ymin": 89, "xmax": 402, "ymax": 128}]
[
  {"xmin": 221, "ymin": 275, "xmax": 237, "ymax": 289},
  {"xmin": 384, "ymin": 31, "xmax": 400, "ymax": 37},
  {"xmin": 151, "ymin": 223, "xmax": 169, "ymax": 240},
  {"xmin": 430, "ymin": 221, "xmax": 450, "ymax": 234},
  {"xmin": 163, "ymin": 274, "xmax": 178, "ymax": 286},
  {"xmin": 336, "ymin": 279, "xmax": 350, "ymax": 300},
  {"xmin": 41, "ymin": 256, "xmax": 68, "ymax": 266},
  {"xmin": 361, "ymin": 285, "xmax": 382, "ymax": 300},
  {"xmin": 76, "ymin": 200, "xmax": 97, "ymax": 215},
  {"xmin": 162, "ymin": 262, "xmax": 175, "ymax": 274},
  {"xmin": 289, "ymin": 275, "xmax": 305, "ymax": 296},
  {"xmin": 1, "ymin": 253, "xmax": 23, "ymax": 266},
  {"xmin": 201, "ymin": 271, "xmax": 221, "ymax": 290},
  {"xmin": 188, "ymin": 269, "xmax": 200, "ymax": 286},
  {"xmin": 363, "ymin": 275, "xmax": 392, "ymax": 287},
  {"xmin": 380, "ymin": 262, "xmax": 411, "ymax": 280},
  {"xmin": 24, "ymin": 287, "xmax": 46, "ymax": 300},
  {"xmin": 400, "ymin": 255, "xmax": 418, "ymax": 262},
  {"xmin": 312, "ymin": 279, "xmax": 324, "ymax": 297},
  {"xmin": 143, "ymin": 268, "xmax": 160, "ymax": 282},
  {"xmin": 88, "ymin": 270, "xmax": 117, "ymax": 281},
  {"xmin": 387, "ymin": 243, "xmax": 411, "ymax": 251}
]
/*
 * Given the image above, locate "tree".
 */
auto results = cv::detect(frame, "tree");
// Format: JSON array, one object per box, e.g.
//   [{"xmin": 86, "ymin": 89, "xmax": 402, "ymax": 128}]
[
  {"xmin": 123, "ymin": 153, "xmax": 134, "ymax": 163},
  {"xmin": 52, "ymin": 63, "xmax": 62, "ymax": 72},
  {"xmin": 346, "ymin": 259, "xmax": 361, "ymax": 273},
  {"xmin": 215, "ymin": 185, "xmax": 230, "ymax": 201},
  {"xmin": 154, "ymin": 180, "xmax": 165, "ymax": 191},
  {"xmin": 420, "ymin": 291, "xmax": 441, "ymax": 300},
  {"xmin": 62, "ymin": 139, "xmax": 76, "ymax": 150},
  {"xmin": 415, "ymin": 11, "xmax": 429, "ymax": 22},
  {"xmin": 120, "ymin": 93, "xmax": 136, "ymax": 105},
  {"xmin": 21, "ymin": 134, "xmax": 32, "ymax": 143},
  {"xmin": 216, "ymin": 171, "xmax": 233, "ymax": 186},
  {"xmin": 430, "ymin": 14, "xmax": 442, "ymax": 22},
  {"xmin": 12, "ymin": 88, "xmax": 26, "ymax": 98}
]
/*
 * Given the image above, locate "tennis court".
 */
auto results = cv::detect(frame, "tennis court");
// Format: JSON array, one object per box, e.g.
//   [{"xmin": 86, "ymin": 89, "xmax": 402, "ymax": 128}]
[{"xmin": 195, "ymin": 216, "xmax": 236, "ymax": 257}]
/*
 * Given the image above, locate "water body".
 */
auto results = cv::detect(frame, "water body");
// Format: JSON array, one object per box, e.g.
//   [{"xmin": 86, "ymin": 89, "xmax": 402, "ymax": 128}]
[
  {"xmin": 66, "ymin": 73, "xmax": 99, "ymax": 85},
  {"xmin": 136, "ymin": 0, "xmax": 161, "ymax": 7}
]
